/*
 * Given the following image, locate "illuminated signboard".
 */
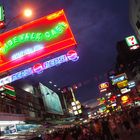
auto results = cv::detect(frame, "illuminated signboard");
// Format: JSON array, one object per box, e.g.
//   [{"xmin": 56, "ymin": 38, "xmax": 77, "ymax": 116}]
[
  {"xmin": 0, "ymin": 6, "xmax": 4, "ymax": 21},
  {"xmin": 111, "ymin": 73, "xmax": 127, "ymax": 85},
  {"xmin": 125, "ymin": 35, "xmax": 140, "ymax": 50},
  {"xmin": 117, "ymin": 80, "xmax": 128, "ymax": 89},
  {"xmin": 121, "ymin": 95, "xmax": 129, "ymax": 104},
  {"xmin": 0, "ymin": 84, "xmax": 16, "ymax": 100},
  {"xmin": 99, "ymin": 106, "xmax": 106, "ymax": 113},
  {"xmin": 39, "ymin": 83, "xmax": 63, "ymax": 115},
  {"xmin": 128, "ymin": 81, "xmax": 136, "ymax": 89},
  {"xmin": 0, "ymin": 50, "xmax": 79, "ymax": 86},
  {"xmin": 120, "ymin": 88, "xmax": 131, "ymax": 94},
  {"xmin": 98, "ymin": 82, "xmax": 109, "ymax": 93},
  {"xmin": 125, "ymin": 35, "xmax": 138, "ymax": 46},
  {"xmin": 130, "ymin": 45, "xmax": 140, "ymax": 50},
  {"xmin": 97, "ymin": 97, "xmax": 106, "ymax": 105},
  {"xmin": 0, "ymin": 9, "xmax": 76, "ymax": 73}
]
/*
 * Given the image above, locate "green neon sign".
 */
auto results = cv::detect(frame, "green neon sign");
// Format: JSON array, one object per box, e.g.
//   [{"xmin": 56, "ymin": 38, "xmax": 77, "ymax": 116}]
[
  {"xmin": 125, "ymin": 35, "xmax": 138, "ymax": 47},
  {"xmin": 0, "ymin": 6, "xmax": 4, "ymax": 21},
  {"xmin": 2, "ymin": 22, "xmax": 68, "ymax": 54}
]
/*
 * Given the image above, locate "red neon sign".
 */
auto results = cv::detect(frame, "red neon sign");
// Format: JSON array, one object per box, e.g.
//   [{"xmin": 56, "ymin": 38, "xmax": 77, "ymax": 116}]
[{"xmin": 0, "ymin": 9, "xmax": 76, "ymax": 73}]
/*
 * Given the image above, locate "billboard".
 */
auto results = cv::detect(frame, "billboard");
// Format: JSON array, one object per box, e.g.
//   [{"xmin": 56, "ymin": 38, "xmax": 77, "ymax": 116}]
[
  {"xmin": 111, "ymin": 73, "xmax": 127, "ymax": 85},
  {"xmin": 0, "ymin": 50, "xmax": 79, "ymax": 86},
  {"xmin": 39, "ymin": 83, "xmax": 63, "ymax": 115},
  {"xmin": 117, "ymin": 80, "xmax": 128, "ymax": 89},
  {"xmin": 0, "ymin": 9, "xmax": 76, "ymax": 73},
  {"xmin": 0, "ymin": 6, "xmax": 4, "ymax": 21},
  {"xmin": 128, "ymin": 81, "xmax": 136, "ymax": 89},
  {"xmin": 0, "ymin": 84, "xmax": 16, "ymax": 100},
  {"xmin": 98, "ymin": 82, "xmax": 109, "ymax": 93},
  {"xmin": 120, "ymin": 88, "xmax": 131, "ymax": 94},
  {"xmin": 125, "ymin": 35, "xmax": 140, "ymax": 50}
]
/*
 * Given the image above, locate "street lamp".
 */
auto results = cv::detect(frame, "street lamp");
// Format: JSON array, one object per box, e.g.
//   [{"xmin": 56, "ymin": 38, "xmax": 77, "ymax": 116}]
[{"xmin": 23, "ymin": 8, "xmax": 33, "ymax": 18}]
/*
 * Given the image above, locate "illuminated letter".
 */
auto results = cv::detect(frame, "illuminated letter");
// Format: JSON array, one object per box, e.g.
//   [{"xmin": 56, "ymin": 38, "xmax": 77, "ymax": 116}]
[
  {"xmin": 19, "ymin": 34, "xmax": 25, "ymax": 42},
  {"xmin": 36, "ymin": 33, "xmax": 43, "ymax": 41},
  {"xmin": 30, "ymin": 33, "xmax": 36, "ymax": 40},
  {"xmin": 7, "ymin": 40, "xmax": 13, "ymax": 47},
  {"xmin": 25, "ymin": 33, "xmax": 30, "ymax": 41},
  {"xmin": 51, "ymin": 29, "xmax": 57, "ymax": 36},
  {"xmin": 13, "ymin": 36, "xmax": 19, "ymax": 44},
  {"xmin": 44, "ymin": 32, "xmax": 51, "ymax": 40}
]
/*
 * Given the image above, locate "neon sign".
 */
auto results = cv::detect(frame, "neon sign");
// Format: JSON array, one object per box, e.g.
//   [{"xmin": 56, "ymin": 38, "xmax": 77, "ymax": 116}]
[
  {"xmin": 33, "ymin": 63, "xmax": 44, "ymax": 74},
  {"xmin": 125, "ymin": 35, "xmax": 138, "ymax": 47},
  {"xmin": 0, "ymin": 50, "xmax": 79, "ymax": 86},
  {"xmin": 111, "ymin": 73, "xmax": 127, "ymax": 85},
  {"xmin": 117, "ymin": 80, "xmax": 128, "ymax": 89},
  {"xmin": 98, "ymin": 82, "xmax": 109, "ymax": 93},
  {"xmin": 0, "ymin": 6, "xmax": 4, "ymax": 21},
  {"xmin": 125, "ymin": 35, "xmax": 140, "ymax": 51},
  {"xmin": 130, "ymin": 45, "xmax": 140, "ymax": 50},
  {"xmin": 11, "ymin": 44, "xmax": 44, "ymax": 60},
  {"xmin": 121, "ymin": 95, "xmax": 129, "ymax": 103},
  {"xmin": 0, "ymin": 9, "xmax": 76, "ymax": 73},
  {"xmin": 128, "ymin": 81, "xmax": 136, "ymax": 88},
  {"xmin": 2, "ymin": 22, "xmax": 68, "ymax": 54},
  {"xmin": 66, "ymin": 50, "xmax": 79, "ymax": 61}
]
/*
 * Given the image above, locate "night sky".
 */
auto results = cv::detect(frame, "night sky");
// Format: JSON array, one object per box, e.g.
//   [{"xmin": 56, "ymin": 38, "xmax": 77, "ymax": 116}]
[{"xmin": 0, "ymin": 0, "xmax": 134, "ymax": 103}]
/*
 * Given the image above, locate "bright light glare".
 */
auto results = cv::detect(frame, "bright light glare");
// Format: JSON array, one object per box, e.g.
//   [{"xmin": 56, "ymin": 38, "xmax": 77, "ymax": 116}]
[
  {"xmin": 72, "ymin": 106, "xmax": 77, "ymax": 110},
  {"xmin": 23, "ymin": 9, "xmax": 32, "ymax": 17},
  {"xmin": 0, "ymin": 121, "xmax": 25, "ymax": 125}
]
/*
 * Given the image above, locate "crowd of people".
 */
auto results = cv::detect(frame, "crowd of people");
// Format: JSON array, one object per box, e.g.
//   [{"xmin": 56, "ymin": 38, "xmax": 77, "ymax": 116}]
[{"xmin": 31, "ymin": 107, "xmax": 140, "ymax": 140}]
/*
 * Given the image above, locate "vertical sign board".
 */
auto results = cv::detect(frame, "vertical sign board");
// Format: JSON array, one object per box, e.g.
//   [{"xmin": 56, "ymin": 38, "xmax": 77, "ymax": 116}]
[
  {"xmin": 0, "ymin": 5, "xmax": 4, "ymax": 21},
  {"xmin": 0, "ymin": 9, "xmax": 76, "ymax": 73}
]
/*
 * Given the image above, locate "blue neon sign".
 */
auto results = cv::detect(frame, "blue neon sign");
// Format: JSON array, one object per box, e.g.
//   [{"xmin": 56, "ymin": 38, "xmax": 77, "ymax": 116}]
[
  {"xmin": 0, "ymin": 50, "xmax": 79, "ymax": 86},
  {"xmin": 11, "ymin": 44, "xmax": 44, "ymax": 60},
  {"xmin": 43, "ymin": 55, "xmax": 68, "ymax": 69},
  {"xmin": 128, "ymin": 81, "xmax": 136, "ymax": 89},
  {"xmin": 12, "ymin": 68, "xmax": 33, "ymax": 82},
  {"xmin": 111, "ymin": 73, "xmax": 127, "ymax": 85}
]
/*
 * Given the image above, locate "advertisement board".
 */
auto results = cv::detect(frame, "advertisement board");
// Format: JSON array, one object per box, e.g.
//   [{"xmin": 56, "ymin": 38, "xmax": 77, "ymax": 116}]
[
  {"xmin": 111, "ymin": 73, "xmax": 127, "ymax": 85},
  {"xmin": 0, "ymin": 84, "xmax": 16, "ymax": 99},
  {"xmin": 98, "ymin": 82, "xmax": 109, "ymax": 93},
  {"xmin": 39, "ymin": 83, "xmax": 63, "ymax": 115},
  {"xmin": 0, "ymin": 9, "xmax": 76, "ymax": 73},
  {"xmin": 125, "ymin": 35, "xmax": 140, "ymax": 50},
  {"xmin": 0, "ymin": 50, "xmax": 79, "ymax": 86},
  {"xmin": 117, "ymin": 80, "xmax": 128, "ymax": 89}
]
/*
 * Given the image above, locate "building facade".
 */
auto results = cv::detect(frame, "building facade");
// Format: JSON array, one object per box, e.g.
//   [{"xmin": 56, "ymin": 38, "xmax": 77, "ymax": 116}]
[{"xmin": 129, "ymin": 0, "xmax": 140, "ymax": 40}]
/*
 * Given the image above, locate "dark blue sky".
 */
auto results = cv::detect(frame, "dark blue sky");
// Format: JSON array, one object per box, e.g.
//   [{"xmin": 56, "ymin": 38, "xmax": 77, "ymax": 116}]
[{"xmin": 0, "ymin": 0, "xmax": 134, "ymax": 103}]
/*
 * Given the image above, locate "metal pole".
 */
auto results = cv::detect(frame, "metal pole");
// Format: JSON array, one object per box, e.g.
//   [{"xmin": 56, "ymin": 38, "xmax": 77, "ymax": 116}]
[
  {"xmin": 70, "ymin": 87, "xmax": 76, "ymax": 102},
  {"xmin": 62, "ymin": 93, "xmax": 68, "ymax": 110}
]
